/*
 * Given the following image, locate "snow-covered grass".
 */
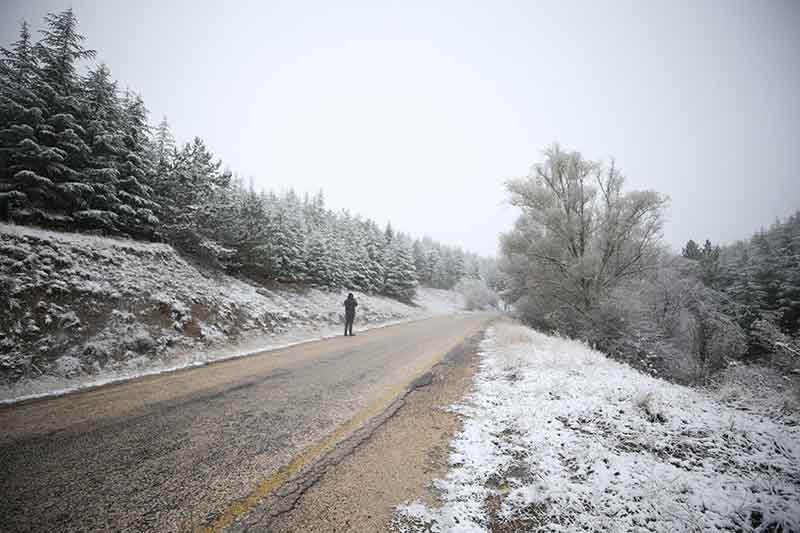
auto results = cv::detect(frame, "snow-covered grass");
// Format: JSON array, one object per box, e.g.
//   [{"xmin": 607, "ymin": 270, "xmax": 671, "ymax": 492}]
[
  {"xmin": 395, "ymin": 321, "xmax": 800, "ymax": 533},
  {"xmin": 0, "ymin": 223, "xmax": 465, "ymax": 403}
]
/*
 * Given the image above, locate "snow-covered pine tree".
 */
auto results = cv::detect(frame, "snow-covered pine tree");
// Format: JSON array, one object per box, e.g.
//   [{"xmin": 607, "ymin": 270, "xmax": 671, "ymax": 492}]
[
  {"xmin": 464, "ymin": 253, "xmax": 481, "ymax": 279},
  {"xmin": 305, "ymin": 227, "xmax": 339, "ymax": 287},
  {"xmin": 150, "ymin": 116, "xmax": 175, "ymax": 187},
  {"xmin": 219, "ymin": 179, "xmax": 270, "ymax": 276},
  {"xmin": 303, "ymin": 189, "xmax": 326, "ymax": 230},
  {"xmin": 363, "ymin": 221, "xmax": 386, "ymax": 293},
  {"xmin": 412, "ymin": 239, "xmax": 430, "ymax": 285},
  {"xmin": 682, "ymin": 239, "xmax": 702, "ymax": 260},
  {"xmin": 428, "ymin": 247, "xmax": 446, "ymax": 289},
  {"xmin": 75, "ymin": 63, "xmax": 125, "ymax": 232},
  {"xmin": 266, "ymin": 194, "xmax": 308, "ymax": 282},
  {"xmin": 382, "ymin": 236, "xmax": 418, "ymax": 302},
  {"xmin": 445, "ymin": 249, "xmax": 466, "ymax": 288},
  {"xmin": 344, "ymin": 218, "xmax": 372, "ymax": 292},
  {"xmin": 115, "ymin": 90, "xmax": 159, "ymax": 235},
  {"xmin": 775, "ymin": 212, "xmax": 800, "ymax": 334},
  {"xmin": 0, "ymin": 21, "xmax": 46, "ymax": 221},
  {"xmin": 33, "ymin": 9, "xmax": 96, "ymax": 227}
]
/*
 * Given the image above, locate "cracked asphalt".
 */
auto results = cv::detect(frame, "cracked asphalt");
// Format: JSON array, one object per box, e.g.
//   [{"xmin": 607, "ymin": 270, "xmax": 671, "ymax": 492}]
[{"xmin": 0, "ymin": 313, "xmax": 492, "ymax": 532}]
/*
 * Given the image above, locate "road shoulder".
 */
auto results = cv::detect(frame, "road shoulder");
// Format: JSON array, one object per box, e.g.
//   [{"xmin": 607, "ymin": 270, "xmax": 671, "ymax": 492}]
[{"xmin": 230, "ymin": 330, "xmax": 485, "ymax": 532}]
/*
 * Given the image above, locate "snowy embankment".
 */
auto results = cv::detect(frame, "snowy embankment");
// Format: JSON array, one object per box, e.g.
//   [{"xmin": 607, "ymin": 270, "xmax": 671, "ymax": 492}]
[
  {"xmin": 395, "ymin": 322, "xmax": 800, "ymax": 533},
  {"xmin": 0, "ymin": 223, "xmax": 464, "ymax": 403}
]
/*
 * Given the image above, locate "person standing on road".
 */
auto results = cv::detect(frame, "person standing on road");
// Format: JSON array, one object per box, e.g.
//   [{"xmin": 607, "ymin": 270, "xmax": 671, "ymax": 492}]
[{"xmin": 344, "ymin": 293, "xmax": 358, "ymax": 336}]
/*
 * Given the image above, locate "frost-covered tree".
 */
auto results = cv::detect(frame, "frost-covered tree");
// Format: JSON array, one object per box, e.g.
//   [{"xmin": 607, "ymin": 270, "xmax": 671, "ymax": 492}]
[
  {"xmin": 455, "ymin": 277, "xmax": 498, "ymax": 310},
  {"xmin": 501, "ymin": 143, "xmax": 668, "ymax": 329}
]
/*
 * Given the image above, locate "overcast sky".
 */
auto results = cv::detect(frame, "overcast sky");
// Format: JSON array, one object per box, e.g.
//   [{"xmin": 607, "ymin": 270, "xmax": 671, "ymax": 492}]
[{"xmin": 2, "ymin": 0, "xmax": 798, "ymax": 256}]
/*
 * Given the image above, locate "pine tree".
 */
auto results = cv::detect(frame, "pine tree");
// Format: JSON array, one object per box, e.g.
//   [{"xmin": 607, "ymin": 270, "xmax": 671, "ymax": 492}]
[
  {"xmin": 305, "ymin": 229, "xmax": 336, "ymax": 286},
  {"xmin": 266, "ymin": 196, "xmax": 308, "ymax": 282},
  {"xmin": 383, "ymin": 237, "xmax": 418, "ymax": 302},
  {"xmin": 682, "ymin": 239, "xmax": 701, "ymax": 260},
  {"xmin": 699, "ymin": 239, "xmax": 721, "ymax": 288},
  {"xmin": 0, "ymin": 21, "xmax": 44, "ymax": 220},
  {"xmin": 345, "ymin": 220, "xmax": 372, "ymax": 291},
  {"xmin": 364, "ymin": 221, "xmax": 386, "ymax": 293},
  {"xmin": 221, "ymin": 181, "xmax": 270, "ymax": 276},
  {"xmin": 776, "ymin": 213, "xmax": 800, "ymax": 334},
  {"xmin": 37, "ymin": 9, "xmax": 96, "ymax": 94},
  {"xmin": 150, "ymin": 116, "xmax": 175, "ymax": 175},
  {"xmin": 75, "ymin": 63, "xmax": 124, "ymax": 231},
  {"xmin": 412, "ymin": 240, "xmax": 430, "ymax": 284},
  {"xmin": 428, "ymin": 247, "xmax": 446, "ymax": 288},
  {"xmin": 115, "ymin": 90, "xmax": 159, "ymax": 234},
  {"xmin": 35, "ymin": 8, "xmax": 95, "ymax": 214},
  {"xmin": 444, "ymin": 249, "xmax": 466, "ymax": 289},
  {"xmin": 1, "ymin": 10, "xmax": 103, "ymax": 229}
]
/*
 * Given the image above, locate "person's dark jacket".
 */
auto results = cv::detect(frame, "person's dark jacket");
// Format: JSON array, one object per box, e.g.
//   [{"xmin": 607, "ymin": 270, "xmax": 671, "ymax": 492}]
[{"xmin": 344, "ymin": 296, "xmax": 357, "ymax": 318}]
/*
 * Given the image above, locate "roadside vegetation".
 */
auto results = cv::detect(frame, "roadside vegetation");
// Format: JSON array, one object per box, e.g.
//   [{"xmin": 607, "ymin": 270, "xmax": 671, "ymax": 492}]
[
  {"xmin": 499, "ymin": 144, "xmax": 799, "ymax": 387},
  {"xmin": 395, "ymin": 322, "xmax": 799, "ymax": 532}
]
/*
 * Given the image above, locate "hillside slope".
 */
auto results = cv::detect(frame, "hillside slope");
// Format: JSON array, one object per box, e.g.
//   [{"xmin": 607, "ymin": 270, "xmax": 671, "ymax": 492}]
[
  {"xmin": 0, "ymin": 224, "xmax": 464, "ymax": 402},
  {"xmin": 395, "ymin": 322, "xmax": 799, "ymax": 532}
]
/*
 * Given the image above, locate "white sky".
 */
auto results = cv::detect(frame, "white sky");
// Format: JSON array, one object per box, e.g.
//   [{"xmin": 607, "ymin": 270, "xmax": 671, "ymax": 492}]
[{"xmin": 2, "ymin": 0, "xmax": 798, "ymax": 256}]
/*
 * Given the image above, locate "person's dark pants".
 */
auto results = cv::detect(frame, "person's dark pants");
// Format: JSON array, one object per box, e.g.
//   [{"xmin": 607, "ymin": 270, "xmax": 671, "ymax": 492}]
[{"xmin": 345, "ymin": 314, "xmax": 355, "ymax": 336}]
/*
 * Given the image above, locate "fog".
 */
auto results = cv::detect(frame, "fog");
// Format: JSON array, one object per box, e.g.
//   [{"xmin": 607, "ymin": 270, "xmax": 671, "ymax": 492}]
[{"xmin": 2, "ymin": 0, "xmax": 798, "ymax": 256}]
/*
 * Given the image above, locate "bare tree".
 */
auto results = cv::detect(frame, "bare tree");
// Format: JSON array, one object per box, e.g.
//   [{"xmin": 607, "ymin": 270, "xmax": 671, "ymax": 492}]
[{"xmin": 502, "ymin": 143, "xmax": 668, "ymax": 324}]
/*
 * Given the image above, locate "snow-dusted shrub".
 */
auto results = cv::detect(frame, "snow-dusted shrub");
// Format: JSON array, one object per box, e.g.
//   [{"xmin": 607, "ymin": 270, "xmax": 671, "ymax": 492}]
[
  {"xmin": 455, "ymin": 277, "xmax": 498, "ymax": 311},
  {"xmin": 686, "ymin": 297, "xmax": 747, "ymax": 383},
  {"xmin": 711, "ymin": 364, "xmax": 800, "ymax": 419},
  {"xmin": 73, "ymin": 210, "xmax": 119, "ymax": 233},
  {"xmin": 633, "ymin": 390, "xmax": 667, "ymax": 423},
  {"xmin": 53, "ymin": 356, "xmax": 81, "ymax": 378},
  {"xmin": 586, "ymin": 258, "xmax": 747, "ymax": 384},
  {"xmin": 752, "ymin": 317, "xmax": 800, "ymax": 362}
]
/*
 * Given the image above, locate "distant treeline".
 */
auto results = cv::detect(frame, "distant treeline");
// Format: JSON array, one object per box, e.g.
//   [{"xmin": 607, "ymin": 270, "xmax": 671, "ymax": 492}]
[
  {"xmin": 682, "ymin": 212, "xmax": 800, "ymax": 352},
  {"xmin": 0, "ymin": 9, "xmax": 497, "ymax": 302}
]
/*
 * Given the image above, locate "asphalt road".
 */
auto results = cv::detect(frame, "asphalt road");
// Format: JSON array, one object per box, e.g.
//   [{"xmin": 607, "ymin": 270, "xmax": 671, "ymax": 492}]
[{"xmin": 0, "ymin": 313, "xmax": 492, "ymax": 532}]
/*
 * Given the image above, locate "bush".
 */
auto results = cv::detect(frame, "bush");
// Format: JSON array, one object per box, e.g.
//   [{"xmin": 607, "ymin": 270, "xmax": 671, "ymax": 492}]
[{"xmin": 455, "ymin": 278, "xmax": 498, "ymax": 311}]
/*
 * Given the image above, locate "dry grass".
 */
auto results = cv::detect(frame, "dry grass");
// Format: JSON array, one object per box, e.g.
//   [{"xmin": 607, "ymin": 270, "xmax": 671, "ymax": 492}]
[
  {"xmin": 492, "ymin": 320, "xmax": 533, "ymax": 348},
  {"xmin": 711, "ymin": 364, "xmax": 800, "ymax": 420}
]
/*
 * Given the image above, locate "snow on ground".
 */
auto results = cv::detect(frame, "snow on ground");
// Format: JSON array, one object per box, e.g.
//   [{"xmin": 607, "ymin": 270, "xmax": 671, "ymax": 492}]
[
  {"xmin": 0, "ymin": 223, "xmax": 464, "ymax": 403},
  {"xmin": 395, "ymin": 321, "xmax": 800, "ymax": 533}
]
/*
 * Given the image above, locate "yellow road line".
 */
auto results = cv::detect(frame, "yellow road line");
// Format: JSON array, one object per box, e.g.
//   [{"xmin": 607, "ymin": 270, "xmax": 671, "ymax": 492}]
[{"xmin": 196, "ymin": 336, "xmax": 467, "ymax": 533}]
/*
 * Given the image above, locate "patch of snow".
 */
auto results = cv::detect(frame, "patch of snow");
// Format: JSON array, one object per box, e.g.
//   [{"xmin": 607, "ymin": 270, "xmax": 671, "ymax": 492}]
[
  {"xmin": 53, "ymin": 355, "xmax": 81, "ymax": 378},
  {"xmin": 395, "ymin": 322, "xmax": 800, "ymax": 533}
]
